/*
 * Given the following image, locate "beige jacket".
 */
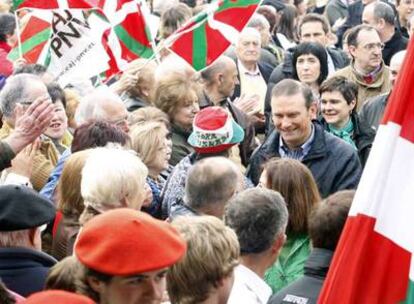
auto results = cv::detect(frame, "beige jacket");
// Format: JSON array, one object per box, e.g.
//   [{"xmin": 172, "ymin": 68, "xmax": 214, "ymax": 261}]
[{"xmin": 331, "ymin": 62, "xmax": 391, "ymax": 111}]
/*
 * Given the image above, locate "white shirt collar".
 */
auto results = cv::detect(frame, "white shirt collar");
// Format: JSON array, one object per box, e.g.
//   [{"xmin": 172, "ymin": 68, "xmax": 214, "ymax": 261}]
[
  {"xmin": 227, "ymin": 265, "xmax": 272, "ymax": 304},
  {"xmin": 237, "ymin": 59, "xmax": 261, "ymax": 76}
]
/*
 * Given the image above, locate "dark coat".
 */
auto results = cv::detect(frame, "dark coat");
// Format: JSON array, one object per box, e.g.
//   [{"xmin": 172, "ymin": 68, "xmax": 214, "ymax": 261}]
[
  {"xmin": 382, "ymin": 30, "xmax": 408, "ymax": 66},
  {"xmin": 336, "ymin": 0, "xmax": 402, "ymax": 47},
  {"xmin": 358, "ymin": 93, "xmax": 389, "ymax": 131},
  {"xmin": 0, "ymin": 247, "xmax": 56, "ymax": 297},
  {"xmin": 318, "ymin": 113, "xmax": 375, "ymax": 168},
  {"xmin": 268, "ymin": 248, "xmax": 333, "ymax": 304},
  {"xmin": 199, "ymin": 94, "xmax": 257, "ymax": 167},
  {"xmin": 169, "ymin": 124, "xmax": 194, "ymax": 166},
  {"xmin": 246, "ymin": 123, "xmax": 362, "ymax": 198},
  {"xmin": 264, "ymin": 47, "xmax": 349, "ymax": 134},
  {"xmin": 0, "ymin": 140, "xmax": 14, "ymax": 171}
]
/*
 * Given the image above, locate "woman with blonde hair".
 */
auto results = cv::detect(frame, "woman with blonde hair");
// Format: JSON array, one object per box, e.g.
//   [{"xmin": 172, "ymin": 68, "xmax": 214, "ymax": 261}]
[
  {"xmin": 130, "ymin": 121, "xmax": 172, "ymax": 218},
  {"xmin": 259, "ymin": 157, "xmax": 321, "ymax": 293},
  {"xmin": 52, "ymin": 150, "xmax": 91, "ymax": 260},
  {"xmin": 154, "ymin": 72, "xmax": 200, "ymax": 166},
  {"xmin": 128, "ymin": 106, "xmax": 170, "ymax": 129}
]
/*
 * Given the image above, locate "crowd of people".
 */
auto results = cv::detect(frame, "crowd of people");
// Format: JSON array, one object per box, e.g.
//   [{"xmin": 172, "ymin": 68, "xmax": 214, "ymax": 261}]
[{"xmin": 0, "ymin": 0, "xmax": 410, "ymax": 301}]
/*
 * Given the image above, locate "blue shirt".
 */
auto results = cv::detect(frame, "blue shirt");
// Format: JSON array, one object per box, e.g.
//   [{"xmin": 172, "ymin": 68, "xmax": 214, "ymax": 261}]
[
  {"xmin": 39, "ymin": 148, "xmax": 72, "ymax": 203},
  {"xmin": 279, "ymin": 125, "xmax": 315, "ymax": 161}
]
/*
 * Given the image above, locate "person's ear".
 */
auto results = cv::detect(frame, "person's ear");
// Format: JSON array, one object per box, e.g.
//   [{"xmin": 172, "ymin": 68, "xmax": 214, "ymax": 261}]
[
  {"xmin": 218, "ymin": 74, "xmax": 224, "ymax": 85},
  {"xmin": 271, "ymin": 232, "xmax": 287, "ymax": 255},
  {"xmin": 348, "ymin": 45, "xmax": 357, "ymax": 58},
  {"xmin": 309, "ymin": 101, "xmax": 318, "ymax": 119},
  {"xmin": 87, "ymin": 276, "xmax": 107, "ymax": 294},
  {"xmin": 377, "ymin": 18, "xmax": 386, "ymax": 30},
  {"xmin": 350, "ymin": 99, "xmax": 357, "ymax": 112}
]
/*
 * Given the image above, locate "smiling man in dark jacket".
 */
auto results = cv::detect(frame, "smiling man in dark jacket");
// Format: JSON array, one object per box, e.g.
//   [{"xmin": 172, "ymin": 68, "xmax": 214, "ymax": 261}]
[{"xmin": 247, "ymin": 79, "xmax": 361, "ymax": 198}]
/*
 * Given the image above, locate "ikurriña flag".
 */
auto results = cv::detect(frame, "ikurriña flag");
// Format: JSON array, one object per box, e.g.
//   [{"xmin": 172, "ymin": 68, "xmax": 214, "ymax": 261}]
[
  {"xmin": 10, "ymin": 0, "xmax": 155, "ymax": 81},
  {"xmin": 167, "ymin": 0, "xmax": 261, "ymax": 71},
  {"xmin": 318, "ymin": 38, "xmax": 414, "ymax": 304}
]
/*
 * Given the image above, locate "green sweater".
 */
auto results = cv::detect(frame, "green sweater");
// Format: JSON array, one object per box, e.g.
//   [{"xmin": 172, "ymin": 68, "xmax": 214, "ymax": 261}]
[{"xmin": 264, "ymin": 233, "xmax": 311, "ymax": 293}]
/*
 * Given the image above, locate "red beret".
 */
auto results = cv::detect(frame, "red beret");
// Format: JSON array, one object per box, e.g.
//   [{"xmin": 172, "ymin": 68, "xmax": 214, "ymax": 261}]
[
  {"xmin": 24, "ymin": 290, "xmax": 95, "ymax": 303},
  {"xmin": 75, "ymin": 209, "xmax": 186, "ymax": 275}
]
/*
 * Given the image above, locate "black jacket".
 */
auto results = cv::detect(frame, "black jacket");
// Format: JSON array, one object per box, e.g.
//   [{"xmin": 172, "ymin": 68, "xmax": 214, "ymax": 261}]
[
  {"xmin": 0, "ymin": 247, "xmax": 56, "ymax": 297},
  {"xmin": 358, "ymin": 93, "xmax": 389, "ymax": 131},
  {"xmin": 336, "ymin": 0, "xmax": 402, "ymax": 47},
  {"xmin": 246, "ymin": 122, "xmax": 362, "ymax": 198},
  {"xmin": 268, "ymin": 248, "xmax": 333, "ymax": 304},
  {"xmin": 318, "ymin": 113, "xmax": 375, "ymax": 168},
  {"xmin": 264, "ymin": 47, "xmax": 349, "ymax": 134},
  {"xmin": 382, "ymin": 30, "xmax": 408, "ymax": 66}
]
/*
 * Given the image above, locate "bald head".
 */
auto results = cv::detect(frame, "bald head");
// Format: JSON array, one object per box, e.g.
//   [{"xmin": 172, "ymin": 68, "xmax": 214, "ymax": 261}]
[
  {"xmin": 185, "ymin": 157, "xmax": 242, "ymax": 218},
  {"xmin": 362, "ymin": 1, "xmax": 395, "ymax": 38},
  {"xmin": 200, "ymin": 56, "xmax": 238, "ymax": 101},
  {"xmin": 390, "ymin": 50, "xmax": 406, "ymax": 86}
]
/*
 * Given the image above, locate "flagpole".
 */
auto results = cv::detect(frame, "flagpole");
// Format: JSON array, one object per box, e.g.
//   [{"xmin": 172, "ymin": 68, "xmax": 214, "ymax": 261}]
[{"xmin": 13, "ymin": 9, "xmax": 23, "ymax": 60}]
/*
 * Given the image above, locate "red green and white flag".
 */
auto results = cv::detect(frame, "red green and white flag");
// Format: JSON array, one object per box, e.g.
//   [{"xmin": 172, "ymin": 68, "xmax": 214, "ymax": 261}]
[
  {"xmin": 96, "ymin": 0, "xmax": 155, "ymax": 77},
  {"xmin": 8, "ymin": 14, "xmax": 51, "ymax": 64},
  {"xmin": 13, "ymin": 0, "xmax": 97, "ymax": 10},
  {"xmin": 167, "ymin": 0, "xmax": 261, "ymax": 71},
  {"xmin": 9, "ymin": 0, "xmax": 155, "ymax": 80},
  {"xmin": 318, "ymin": 39, "xmax": 414, "ymax": 304}
]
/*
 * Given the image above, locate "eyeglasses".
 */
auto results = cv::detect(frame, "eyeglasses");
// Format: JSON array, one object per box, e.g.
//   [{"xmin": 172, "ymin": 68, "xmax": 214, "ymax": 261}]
[{"xmin": 362, "ymin": 43, "xmax": 385, "ymax": 51}]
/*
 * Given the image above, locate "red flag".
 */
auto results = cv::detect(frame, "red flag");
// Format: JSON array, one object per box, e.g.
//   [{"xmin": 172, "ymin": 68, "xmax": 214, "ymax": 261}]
[{"xmin": 318, "ymin": 39, "xmax": 414, "ymax": 304}]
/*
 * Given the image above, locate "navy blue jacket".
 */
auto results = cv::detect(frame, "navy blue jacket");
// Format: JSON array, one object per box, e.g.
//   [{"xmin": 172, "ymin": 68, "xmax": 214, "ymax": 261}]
[
  {"xmin": 246, "ymin": 123, "xmax": 362, "ymax": 198},
  {"xmin": 0, "ymin": 247, "xmax": 56, "ymax": 297}
]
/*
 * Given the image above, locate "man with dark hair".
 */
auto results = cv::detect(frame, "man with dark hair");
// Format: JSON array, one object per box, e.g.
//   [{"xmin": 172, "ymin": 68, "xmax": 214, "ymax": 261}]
[
  {"xmin": 362, "ymin": 1, "xmax": 408, "ymax": 65},
  {"xmin": 170, "ymin": 156, "xmax": 242, "ymax": 219},
  {"xmin": 319, "ymin": 76, "xmax": 375, "ymax": 167},
  {"xmin": 247, "ymin": 79, "xmax": 361, "ymax": 198},
  {"xmin": 225, "ymin": 188, "xmax": 288, "ymax": 304},
  {"xmin": 264, "ymin": 13, "xmax": 349, "ymax": 133},
  {"xmin": 335, "ymin": 0, "xmax": 401, "ymax": 47},
  {"xmin": 332, "ymin": 24, "xmax": 391, "ymax": 110},
  {"xmin": 268, "ymin": 190, "xmax": 355, "ymax": 304}
]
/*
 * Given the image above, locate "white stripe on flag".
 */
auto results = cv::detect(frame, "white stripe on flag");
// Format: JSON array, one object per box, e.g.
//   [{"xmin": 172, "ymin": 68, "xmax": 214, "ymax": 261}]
[
  {"xmin": 207, "ymin": 16, "xmax": 240, "ymax": 45},
  {"xmin": 351, "ymin": 122, "xmax": 414, "ymax": 254}
]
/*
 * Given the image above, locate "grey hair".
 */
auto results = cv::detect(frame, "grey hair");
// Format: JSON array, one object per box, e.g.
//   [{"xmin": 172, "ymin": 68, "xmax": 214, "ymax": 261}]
[
  {"xmin": 74, "ymin": 86, "xmax": 124, "ymax": 125},
  {"xmin": 373, "ymin": 2, "xmax": 395, "ymax": 25},
  {"xmin": 185, "ymin": 157, "xmax": 239, "ymax": 210},
  {"xmin": 248, "ymin": 13, "xmax": 270, "ymax": 29},
  {"xmin": 0, "ymin": 74, "xmax": 43, "ymax": 117},
  {"xmin": 0, "ymin": 229, "xmax": 32, "ymax": 248},
  {"xmin": 225, "ymin": 188, "xmax": 288, "ymax": 255},
  {"xmin": 236, "ymin": 27, "xmax": 262, "ymax": 47}
]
